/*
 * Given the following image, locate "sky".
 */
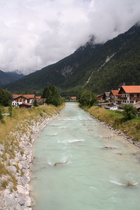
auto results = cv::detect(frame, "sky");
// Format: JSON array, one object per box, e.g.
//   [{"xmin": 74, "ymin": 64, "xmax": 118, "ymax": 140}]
[{"xmin": 0, "ymin": 0, "xmax": 140, "ymax": 74}]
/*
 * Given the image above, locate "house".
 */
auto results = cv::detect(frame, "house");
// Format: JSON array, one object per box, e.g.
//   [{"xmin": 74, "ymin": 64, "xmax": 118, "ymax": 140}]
[
  {"xmin": 97, "ymin": 94, "xmax": 104, "ymax": 102},
  {"xmin": 70, "ymin": 96, "xmax": 77, "ymax": 102},
  {"xmin": 35, "ymin": 96, "xmax": 46, "ymax": 104},
  {"xmin": 109, "ymin": 90, "xmax": 121, "ymax": 104},
  {"xmin": 109, "ymin": 85, "xmax": 140, "ymax": 105},
  {"xmin": 118, "ymin": 86, "xmax": 140, "ymax": 104},
  {"xmin": 19, "ymin": 103, "xmax": 32, "ymax": 109},
  {"xmin": 12, "ymin": 94, "xmax": 35, "ymax": 107},
  {"xmin": 103, "ymin": 92, "xmax": 110, "ymax": 101}
]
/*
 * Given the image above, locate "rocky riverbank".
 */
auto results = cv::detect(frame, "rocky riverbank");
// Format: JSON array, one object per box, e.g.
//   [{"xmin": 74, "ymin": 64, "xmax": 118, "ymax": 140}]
[
  {"xmin": 100, "ymin": 120, "xmax": 140, "ymax": 148},
  {"xmin": 0, "ymin": 112, "xmax": 58, "ymax": 210},
  {"xmin": 92, "ymin": 116, "xmax": 140, "ymax": 148},
  {"xmin": 84, "ymin": 105, "xmax": 140, "ymax": 147}
]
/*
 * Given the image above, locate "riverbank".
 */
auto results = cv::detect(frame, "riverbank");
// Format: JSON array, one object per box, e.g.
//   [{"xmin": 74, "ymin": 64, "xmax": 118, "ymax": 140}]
[
  {"xmin": 0, "ymin": 105, "xmax": 64, "ymax": 209},
  {"xmin": 83, "ymin": 106, "xmax": 140, "ymax": 147}
]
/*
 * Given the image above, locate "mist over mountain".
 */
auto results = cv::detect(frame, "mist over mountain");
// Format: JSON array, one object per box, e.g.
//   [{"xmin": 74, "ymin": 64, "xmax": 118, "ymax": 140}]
[
  {"xmin": 0, "ymin": 0, "xmax": 140, "ymax": 74},
  {"xmin": 0, "ymin": 70, "xmax": 24, "ymax": 86},
  {"xmin": 3, "ymin": 24, "xmax": 140, "ymax": 95}
]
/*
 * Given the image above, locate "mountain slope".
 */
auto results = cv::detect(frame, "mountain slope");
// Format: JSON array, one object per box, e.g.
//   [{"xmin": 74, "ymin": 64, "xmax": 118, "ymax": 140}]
[
  {"xmin": 85, "ymin": 24, "xmax": 140, "ymax": 93},
  {"xmin": 0, "ymin": 70, "xmax": 24, "ymax": 86},
  {"xmin": 4, "ymin": 41, "xmax": 102, "ymax": 92},
  {"xmin": 4, "ymin": 24, "xmax": 140, "ymax": 94}
]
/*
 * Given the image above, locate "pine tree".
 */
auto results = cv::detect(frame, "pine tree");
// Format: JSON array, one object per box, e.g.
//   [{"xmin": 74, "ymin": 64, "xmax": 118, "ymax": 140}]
[{"xmin": 42, "ymin": 85, "xmax": 62, "ymax": 106}]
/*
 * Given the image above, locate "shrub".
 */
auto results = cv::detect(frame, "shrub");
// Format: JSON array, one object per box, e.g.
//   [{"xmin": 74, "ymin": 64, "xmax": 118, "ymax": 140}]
[
  {"xmin": 79, "ymin": 90, "xmax": 97, "ymax": 107},
  {"xmin": 123, "ymin": 104, "xmax": 137, "ymax": 120}
]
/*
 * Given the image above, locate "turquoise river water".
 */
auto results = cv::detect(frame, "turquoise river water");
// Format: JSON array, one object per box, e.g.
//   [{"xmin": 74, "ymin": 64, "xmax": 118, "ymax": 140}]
[{"xmin": 31, "ymin": 103, "xmax": 140, "ymax": 210}]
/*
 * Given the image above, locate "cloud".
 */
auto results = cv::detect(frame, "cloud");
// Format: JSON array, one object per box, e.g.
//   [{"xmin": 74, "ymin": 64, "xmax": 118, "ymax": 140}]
[{"xmin": 0, "ymin": 0, "xmax": 140, "ymax": 74}]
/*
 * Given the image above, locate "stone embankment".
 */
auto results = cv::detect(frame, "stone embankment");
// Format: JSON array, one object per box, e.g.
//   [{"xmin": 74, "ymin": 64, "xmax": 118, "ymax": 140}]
[
  {"xmin": 0, "ymin": 113, "xmax": 58, "ymax": 210},
  {"xmin": 96, "ymin": 118, "xmax": 140, "ymax": 148}
]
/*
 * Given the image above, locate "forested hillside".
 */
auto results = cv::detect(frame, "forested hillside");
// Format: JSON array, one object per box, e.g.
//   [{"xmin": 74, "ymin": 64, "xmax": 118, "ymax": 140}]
[
  {"xmin": 3, "ymin": 24, "xmax": 140, "ymax": 95},
  {"xmin": 86, "ymin": 24, "xmax": 140, "ymax": 93}
]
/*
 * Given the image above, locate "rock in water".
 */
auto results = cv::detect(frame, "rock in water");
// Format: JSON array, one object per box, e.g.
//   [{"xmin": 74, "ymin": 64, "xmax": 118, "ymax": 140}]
[
  {"xmin": 126, "ymin": 181, "xmax": 134, "ymax": 186},
  {"xmin": 54, "ymin": 162, "xmax": 64, "ymax": 167}
]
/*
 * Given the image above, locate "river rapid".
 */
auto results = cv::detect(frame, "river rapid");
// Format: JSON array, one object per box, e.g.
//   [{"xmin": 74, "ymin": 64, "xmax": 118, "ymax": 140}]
[{"xmin": 31, "ymin": 103, "xmax": 140, "ymax": 210}]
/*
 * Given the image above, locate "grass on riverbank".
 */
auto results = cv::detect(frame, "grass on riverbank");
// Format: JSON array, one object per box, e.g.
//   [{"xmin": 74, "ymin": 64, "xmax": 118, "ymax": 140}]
[
  {"xmin": 0, "ymin": 105, "xmax": 64, "ymax": 146},
  {"xmin": 0, "ymin": 104, "xmax": 64, "ymax": 190},
  {"xmin": 84, "ymin": 106, "xmax": 140, "ymax": 142}
]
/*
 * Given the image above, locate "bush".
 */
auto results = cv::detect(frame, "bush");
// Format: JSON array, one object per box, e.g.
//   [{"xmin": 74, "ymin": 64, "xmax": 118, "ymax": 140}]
[
  {"xmin": 123, "ymin": 104, "xmax": 137, "ymax": 120},
  {"xmin": 79, "ymin": 89, "xmax": 97, "ymax": 107}
]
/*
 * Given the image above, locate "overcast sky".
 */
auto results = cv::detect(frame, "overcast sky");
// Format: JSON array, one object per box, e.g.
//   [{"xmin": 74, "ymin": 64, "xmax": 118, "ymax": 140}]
[{"xmin": 0, "ymin": 0, "xmax": 140, "ymax": 74}]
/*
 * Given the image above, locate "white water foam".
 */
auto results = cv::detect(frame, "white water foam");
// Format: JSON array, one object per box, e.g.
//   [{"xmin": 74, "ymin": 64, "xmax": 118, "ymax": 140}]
[
  {"xmin": 67, "ymin": 139, "xmax": 85, "ymax": 143},
  {"xmin": 110, "ymin": 180, "xmax": 138, "ymax": 186},
  {"xmin": 58, "ymin": 126, "xmax": 67, "ymax": 129},
  {"xmin": 89, "ymin": 186, "xmax": 96, "ymax": 190},
  {"xmin": 58, "ymin": 139, "xmax": 85, "ymax": 144},
  {"xmin": 46, "ymin": 133, "xmax": 58, "ymax": 136},
  {"xmin": 110, "ymin": 180, "xmax": 125, "ymax": 186}
]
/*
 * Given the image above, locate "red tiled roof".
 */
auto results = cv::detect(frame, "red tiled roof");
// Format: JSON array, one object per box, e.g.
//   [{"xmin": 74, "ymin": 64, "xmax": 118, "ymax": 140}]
[
  {"xmin": 121, "ymin": 86, "xmax": 140, "ymax": 93},
  {"xmin": 71, "ymin": 96, "xmax": 77, "ymax": 99},
  {"xmin": 13, "ymin": 94, "xmax": 35, "ymax": 99},
  {"xmin": 110, "ymin": 90, "xmax": 120, "ymax": 95},
  {"xmin": 23, "ymin": 94, "xmax": 35, "ymax": 98},
  {"xmin": 35, "ymin": 96, "xmax": 41, "ymax": 99},
  {"xmin": 13, "ymin": 94, "xmax": 21, "ymax": 99}
]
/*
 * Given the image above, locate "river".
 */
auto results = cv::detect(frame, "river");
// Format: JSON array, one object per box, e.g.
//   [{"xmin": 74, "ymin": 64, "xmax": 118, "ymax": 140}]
[{"xmin": 31, "ymin": 102, "xmax": 140, "ymax": 210}]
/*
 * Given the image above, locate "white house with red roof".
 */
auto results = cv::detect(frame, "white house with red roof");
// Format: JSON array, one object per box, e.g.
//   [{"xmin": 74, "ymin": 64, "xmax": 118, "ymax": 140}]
[
  {"xmin": 110, "ymin": 86, "xmax": 140, "ymax": 105},
  {"xmin": 118, "ymin": 85, "xmax": 140, "ymax": 104},
  {"xmin": 70, "ymin": 96, "xmax": 77, "ymax": 101},
  {"xmin": 12, "ymin": 94, "xmax": 35, "ymax": 107}
]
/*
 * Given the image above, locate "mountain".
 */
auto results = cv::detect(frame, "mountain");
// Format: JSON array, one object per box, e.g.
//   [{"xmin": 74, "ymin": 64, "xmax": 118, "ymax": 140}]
[
  {"xmin": 0, "ymin": 70, "xmax": 24, "ymax": 86},
  {"xmin": 3, "ymin": 24, "xmax": 140, "ymax": 95}
]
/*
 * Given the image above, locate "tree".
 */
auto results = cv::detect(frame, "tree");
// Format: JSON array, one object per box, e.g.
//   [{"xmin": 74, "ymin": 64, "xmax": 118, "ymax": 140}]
[
  {"xmin": 42, "ymin": 85, "xmax": 62, "ymax": 106},
  {"xmin": 79, "ymin": 89, "xmax": 97, "ymax": 107},
  {"xmin": 0, "ymin": 88, "xmax": 12, "ymax": 106},
  {"xmin": 123, "ymin": 104, "xmax": 137, "ymax": 120},
  {"xmin": 0, "ymin": 106, "xmax": 3, "ymax": 121}
]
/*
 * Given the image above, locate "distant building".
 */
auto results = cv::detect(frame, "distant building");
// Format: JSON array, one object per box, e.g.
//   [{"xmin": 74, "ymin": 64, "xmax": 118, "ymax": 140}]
[
  {"xmin": 97, "ymin": 94, "xmax": 104, "ymax": 102},
  {"xmin": 109, "ymin": 85, "xmax": 140, "ymax": 105},
  {"xmin": 12, "ymin": 94, "xmax": 35, "ymax": 107},
  {"xmin": 70, "ymin": 96, "xmax": 77, "ymax": 102},
  {"xmin": 109, "ymin": 90, "xmax": 120, "ymax": 104},
  {"xmin": 103, "ymin": 92, "xmax": 110, "ymax": 101},
  {"xmin": 12, "ymin": 94, "xmax": 47, "ymax": 107},
  {"xmin": 118, "ymin": 86, "xmax": 140, "ymax": 104},
  {"xmin": 35, "ymin": 96, "xmax": 46, "ymax": 104},
  {"xmin": 19, "ymin": 103, "xmax": 32, "ymax": 109}
]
